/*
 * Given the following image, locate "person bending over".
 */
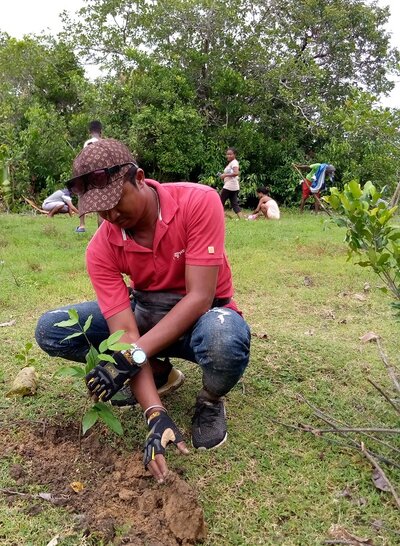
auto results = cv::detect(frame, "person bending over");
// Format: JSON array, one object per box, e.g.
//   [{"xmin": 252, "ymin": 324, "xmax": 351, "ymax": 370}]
[{"xmin": 42, "ymin": 188, "xmax": 81, "ymax": 221}]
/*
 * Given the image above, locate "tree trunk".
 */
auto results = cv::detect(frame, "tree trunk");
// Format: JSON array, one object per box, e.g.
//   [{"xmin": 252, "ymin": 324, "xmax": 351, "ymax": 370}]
[{"xmin": 389, "ymin": 181, "xmax": 400, "ymax": 208}]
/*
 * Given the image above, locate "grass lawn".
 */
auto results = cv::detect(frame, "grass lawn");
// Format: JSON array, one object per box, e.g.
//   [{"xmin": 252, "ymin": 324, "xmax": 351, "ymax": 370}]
[{"xmin": 0, "ymin": 209, "xmax": 399, "ymax": 545}]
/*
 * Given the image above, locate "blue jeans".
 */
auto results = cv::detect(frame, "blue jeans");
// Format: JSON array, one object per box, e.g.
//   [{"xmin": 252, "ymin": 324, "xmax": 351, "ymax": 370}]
[{"xmin": 35, "ymin": 300, "xmax": 251, "ymax": 397}]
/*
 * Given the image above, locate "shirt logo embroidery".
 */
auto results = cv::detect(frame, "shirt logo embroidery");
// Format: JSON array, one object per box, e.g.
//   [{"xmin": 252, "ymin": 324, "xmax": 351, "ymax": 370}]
[
  {"xmin": 173, "ymin": 249, "xmax": 185, "ymax": 260},
  {"xmin": 208, "ymin": 246, "xmax": 215, "ymax": 254}
]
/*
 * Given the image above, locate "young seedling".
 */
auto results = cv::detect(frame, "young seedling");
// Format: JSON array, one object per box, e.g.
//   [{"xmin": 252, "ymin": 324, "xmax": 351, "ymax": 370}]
[{"xmin": 54, "ymin": 309, "xmax": 131, "ymax": 436}]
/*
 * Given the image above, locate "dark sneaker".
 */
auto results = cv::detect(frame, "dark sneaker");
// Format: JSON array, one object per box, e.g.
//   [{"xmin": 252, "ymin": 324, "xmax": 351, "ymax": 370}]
[
  {"xmin": 191, "ymin": 397, "xmax": 227, "ymax": 450},
  {"xmin": 110, "ymin": 367, "xmax": 185, "ymax": 407}
]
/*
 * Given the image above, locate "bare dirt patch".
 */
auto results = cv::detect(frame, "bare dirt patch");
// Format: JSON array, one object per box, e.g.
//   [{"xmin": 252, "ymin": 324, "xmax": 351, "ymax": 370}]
[{"xmin": 1, "ymin": 423, "xmax": 206, "ymax": 545}]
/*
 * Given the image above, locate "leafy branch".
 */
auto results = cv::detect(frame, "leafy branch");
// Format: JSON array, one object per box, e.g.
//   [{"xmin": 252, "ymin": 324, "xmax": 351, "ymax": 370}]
[{"xmin": 324, "ymin": 181, "xmax": 400, "ymax": 316}]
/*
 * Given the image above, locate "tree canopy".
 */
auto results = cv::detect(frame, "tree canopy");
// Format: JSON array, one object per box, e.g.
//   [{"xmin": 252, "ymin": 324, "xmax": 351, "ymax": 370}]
[{"xmin": 1, "ymin": 0, "xmax": 400, "ymax": 209}]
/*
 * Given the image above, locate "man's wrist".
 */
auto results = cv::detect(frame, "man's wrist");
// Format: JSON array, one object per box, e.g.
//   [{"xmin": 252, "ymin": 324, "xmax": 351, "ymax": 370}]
[
  {"xmin": 143, "ymin": 404, "xmax": 167, "ymax": 422},
  {"xmin": 120, "ymin": 343, "xmax": 147, "ymax": 367}
]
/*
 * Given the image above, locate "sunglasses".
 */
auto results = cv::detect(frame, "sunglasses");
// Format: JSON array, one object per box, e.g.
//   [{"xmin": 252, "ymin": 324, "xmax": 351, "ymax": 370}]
[{"xmin": 67, "ymin": 162, "xmax": 137, "ymax": 196}]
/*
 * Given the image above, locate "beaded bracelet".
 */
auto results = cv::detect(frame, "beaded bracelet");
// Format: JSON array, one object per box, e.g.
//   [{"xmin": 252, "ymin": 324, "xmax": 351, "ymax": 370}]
[{"xmin": 143, "ymin": 404, "xmax": 166, "ymax": 422}]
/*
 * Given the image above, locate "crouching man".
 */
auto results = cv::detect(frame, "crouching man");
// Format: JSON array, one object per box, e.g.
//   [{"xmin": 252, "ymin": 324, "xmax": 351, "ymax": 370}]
[{"xmin": 35, "ymin": 138, "xmax": 251, "ymax": 483}]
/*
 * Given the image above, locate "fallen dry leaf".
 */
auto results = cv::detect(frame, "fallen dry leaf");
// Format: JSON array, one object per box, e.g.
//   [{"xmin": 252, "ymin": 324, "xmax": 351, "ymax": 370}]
[
  {"xmin": 372, "ymin": 468, "xmax": 391, "ymax": 492},
  {"xmin": 328, "ymin": 524, "xmax": 373, "ymax": 544},
  {"xmin": 70, "ymin": 481, "xmax": 85, "ymax": 493},
  {"xmin": 6, "ymin": 367, "xmax": 38, "ymax": 397},
  {"xmin": 0, "ymin": 319, "xmax": 16, "ymax": 327},
  {"xmin": 321, "ymin": 309, "xmax": 335, "ymax": 319},
  {"xmin": 353, "ymin": 293, "xmax": 367, "ymax": 301},
  {"xmin": 359, "ymin": 332, "xmax": 379, "ymax": 343},
  {"xmin": 252, "ymin": 332, "xmax": 269, "ymax": 340},
  {"xmin": 46, "ymin": 536, "xmax": 60, "ymax": 546}
]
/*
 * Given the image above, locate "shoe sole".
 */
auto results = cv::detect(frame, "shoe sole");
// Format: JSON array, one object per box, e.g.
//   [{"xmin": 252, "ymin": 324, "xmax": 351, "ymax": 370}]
[
  {"xmin": 157, "ymin": 369, "xmax": 185, "ymax": 396},
  {"xmin": 111, "ymin": 369, "xmax": 185, "ymax": 407},
  {"xmin": 192, "ymin": 432, "xmax": 228, "ymax": 451}
]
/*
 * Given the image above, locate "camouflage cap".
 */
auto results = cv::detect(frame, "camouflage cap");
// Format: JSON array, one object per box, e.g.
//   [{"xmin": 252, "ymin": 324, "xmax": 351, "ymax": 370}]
[{"xmin": 66, "ymin": 138, "xmax": 137, "ymax": 216}]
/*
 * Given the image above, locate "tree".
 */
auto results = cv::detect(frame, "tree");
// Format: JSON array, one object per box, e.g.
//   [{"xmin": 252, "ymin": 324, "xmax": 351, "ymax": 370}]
[
  {"xmin": 0, "ymin": 34, "xmax": 87, "ymax": 203},
  {"xmin": 60, "ymin": 0, "xmax": 400, "ymax": 203}
]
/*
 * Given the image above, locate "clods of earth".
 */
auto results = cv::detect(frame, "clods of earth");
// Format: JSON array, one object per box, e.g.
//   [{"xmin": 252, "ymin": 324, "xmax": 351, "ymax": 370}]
[{"xmin": 1, "ymin": 423, "xmax": 207, "ymax": 545}]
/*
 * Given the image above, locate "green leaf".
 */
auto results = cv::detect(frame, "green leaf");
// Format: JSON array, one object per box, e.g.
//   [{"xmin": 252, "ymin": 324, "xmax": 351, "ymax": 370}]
[
  {"xmin": 68, "ymin": 308, "xmax": 79, "ymax": 322},
  {"xmin": 108, "ymin": 342, "xmax": 131, "ymax": 351},
  {"xmin": 83, "ymin": 315, "xmax": 93, "ymax": 333},
  {"xmin": 54, "ymin": 366, "xmax": 85, "ymax": 378},
  {"xmin": 349, "ymin": 180, "xmax": 362, "ymax": 198},
  {"xmin": 94, "ymin": 402, "xmax": 123, "ymax": 435},
  {"xmin": 62, "ymin": 331, "xmax": 84, "ymax": 341},
  {"xmin": 98, "ymin": 339, "xmax": 109, "ymax": 353},
  {"xmin": 105, "ymin": 330, "xmax": 126, "ymax": 348},
  {"xmin": 82, "ymin": 409, "xmax": 99, "ymax": 435},
  {"xmin": 85, "ymin": 345, "xmax": 99, "ymax": 374},
  {"xmin": 98, "ymin": 354, "xmax": 116, "ymax": 363},
  {"xmin": 55, "ymin": 319, "xmax": 79, "ymax": 328},
  {"xmin": 377, "ymin": 253, "xmax": 391, "ymax": 266},
  {"xmin": 25, "ymin": 342, "xmax": 33, "ymax": 351}
]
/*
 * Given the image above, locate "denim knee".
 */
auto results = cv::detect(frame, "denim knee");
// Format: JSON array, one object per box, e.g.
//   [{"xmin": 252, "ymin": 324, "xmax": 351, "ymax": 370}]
[
  {"xmin": 35, "ymin": 308, "xmax": 84, "ymax": 363},
  {"xmin": 35, "ymin": 301, "xmax": 109, "ymax": 363},
  {"xmin": 191, "ymin": 307, "xmax": 250, "ymax": 397}
]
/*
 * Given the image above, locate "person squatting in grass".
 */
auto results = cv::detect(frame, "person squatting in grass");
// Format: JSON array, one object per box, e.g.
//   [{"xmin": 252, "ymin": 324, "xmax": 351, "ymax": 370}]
[
  {"xmin": 35, "ymin": 138, "xmax": 251, "ymax": 484},
  {"xmin": 248, "ymin": 187, "xmax": 280, "ymax": 220},
  {"xmin": 42, "ymin": 188, "xmax": 85, "ymax": 234}
]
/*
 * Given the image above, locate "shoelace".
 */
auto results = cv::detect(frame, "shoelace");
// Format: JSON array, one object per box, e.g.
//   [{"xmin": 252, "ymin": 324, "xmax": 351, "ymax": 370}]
[{"xmin": 192, "ymin": 401, "xmax": 221, "ymax": 427}]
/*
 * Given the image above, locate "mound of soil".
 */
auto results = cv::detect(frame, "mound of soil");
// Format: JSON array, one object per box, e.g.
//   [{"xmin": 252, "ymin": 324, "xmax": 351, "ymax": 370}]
[{"xmin": 2, "ymin": 423, "xmax": 206, "ymax": 545}]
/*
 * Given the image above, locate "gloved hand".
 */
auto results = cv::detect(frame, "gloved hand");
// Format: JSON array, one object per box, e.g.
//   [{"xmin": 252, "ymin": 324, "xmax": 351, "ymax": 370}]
[
  {"xmin": 85, "ymin": 351, "xmax": 142, "ymax": 402},
  {"xmin": 143, "ymin": 410, "xmax": 188, "ymax": 482}
]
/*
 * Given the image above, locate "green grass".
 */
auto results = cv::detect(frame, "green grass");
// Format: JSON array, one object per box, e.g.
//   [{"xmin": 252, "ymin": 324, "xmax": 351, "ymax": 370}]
[{"xmin": 0, "ymin": 210, "xmax": 399, "ymax": 545}]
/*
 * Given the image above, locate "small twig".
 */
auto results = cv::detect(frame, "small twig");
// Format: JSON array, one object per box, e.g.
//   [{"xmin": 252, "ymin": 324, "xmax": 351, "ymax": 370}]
[
  {"xmin": 361, "ymin": 442, "xmax": 400, "ymax": 510},
  {"xmin": 317, "ymin": 427, "xmax": 400, "ymax": 435},
  {"xmin": 270, "ymin": 419, "xmax": 356, "ymax": 450},
  {"xmin": 297, "ymin": 395, "xmax": 400, "ymax": 468},
  {"xmin": 376, "ymin": 339, "xmax": 400, "ymax": 395},
  {"xmin": 0, "ymin": 488, "xmax": 31, "ymax": 497},
  {"xmin": 324, "ymin": 538, "xmax": 360, "ymax": 546},
  {"xmin": 367, "ymin": 378, "xmax": 400, "ymax": 417},
  {"xmin": 371, "ymin": 520, "xmax": 400, "ymax": 536}
]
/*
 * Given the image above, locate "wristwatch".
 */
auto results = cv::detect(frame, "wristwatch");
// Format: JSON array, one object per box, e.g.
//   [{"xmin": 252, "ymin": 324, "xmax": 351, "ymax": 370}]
[{"xmin": 121, "ymin": 343, "xmax": 147, "ymax": 367}]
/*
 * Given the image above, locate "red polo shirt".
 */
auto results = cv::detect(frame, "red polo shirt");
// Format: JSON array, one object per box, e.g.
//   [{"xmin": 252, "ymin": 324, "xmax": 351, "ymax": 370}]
[{"xmin": 86, "ymin": 180, "xmax": 235, "ymax": 319}]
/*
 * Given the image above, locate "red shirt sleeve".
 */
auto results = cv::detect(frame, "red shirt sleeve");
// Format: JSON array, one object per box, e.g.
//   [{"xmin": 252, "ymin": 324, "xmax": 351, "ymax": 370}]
[
  {"xmin": 184, "ymin": 187, "xmax": 225, "ymax": 266},
  {"xmin": 86, "ymin": 226, "xmax": 131, "ymax": 319}
]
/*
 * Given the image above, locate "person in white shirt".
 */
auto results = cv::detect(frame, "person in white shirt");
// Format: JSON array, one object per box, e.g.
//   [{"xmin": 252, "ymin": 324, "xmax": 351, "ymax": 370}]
[
  {"xmin": 42, "ymin": 188, "xmax": 79, "ymax": 217},
  {"xmin": 248, "ymin": 187, "xmax": 280, "ymax": 220},
  {"xmin": 84, "ymin": 120, "xmax": 102, "ymax": 148},
  {"xmin": 219, "ymin": 147, "xmax": 243, "ymax": 219}
]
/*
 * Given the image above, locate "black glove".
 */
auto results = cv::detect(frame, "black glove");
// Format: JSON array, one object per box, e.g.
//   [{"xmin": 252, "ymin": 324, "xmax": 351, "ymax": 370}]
[
  {"xmin": 143, "ymin": 410, "xmax": 184, "ymax": 468},
  {"xmin": 85, "ymin": 351, "xmax": 142, "ymax": 402}
]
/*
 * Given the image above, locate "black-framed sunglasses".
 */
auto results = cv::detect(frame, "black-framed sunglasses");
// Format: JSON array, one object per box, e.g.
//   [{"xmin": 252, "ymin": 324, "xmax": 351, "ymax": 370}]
[{"xmin": 67, "ymin": 162, "xmax": 137, "ymax": 196}]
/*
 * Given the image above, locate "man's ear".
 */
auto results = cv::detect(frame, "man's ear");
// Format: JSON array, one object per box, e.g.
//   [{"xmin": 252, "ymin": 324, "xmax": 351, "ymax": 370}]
[{"xmin": 135, "ymin": 168, "xmax": 145, "ymax": 187}]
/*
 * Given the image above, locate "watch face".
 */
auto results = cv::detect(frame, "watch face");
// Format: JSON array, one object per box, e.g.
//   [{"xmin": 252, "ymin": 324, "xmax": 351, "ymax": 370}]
[{"xmin": 132, "ymin": 349, "xmax": 147, "ymax": 366}]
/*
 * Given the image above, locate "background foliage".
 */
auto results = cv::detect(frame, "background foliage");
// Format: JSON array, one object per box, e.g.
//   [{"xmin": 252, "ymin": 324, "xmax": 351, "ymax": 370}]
[{"xmin": 1, "ymin": 0, "xmax": 400, "ymax": 209}]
